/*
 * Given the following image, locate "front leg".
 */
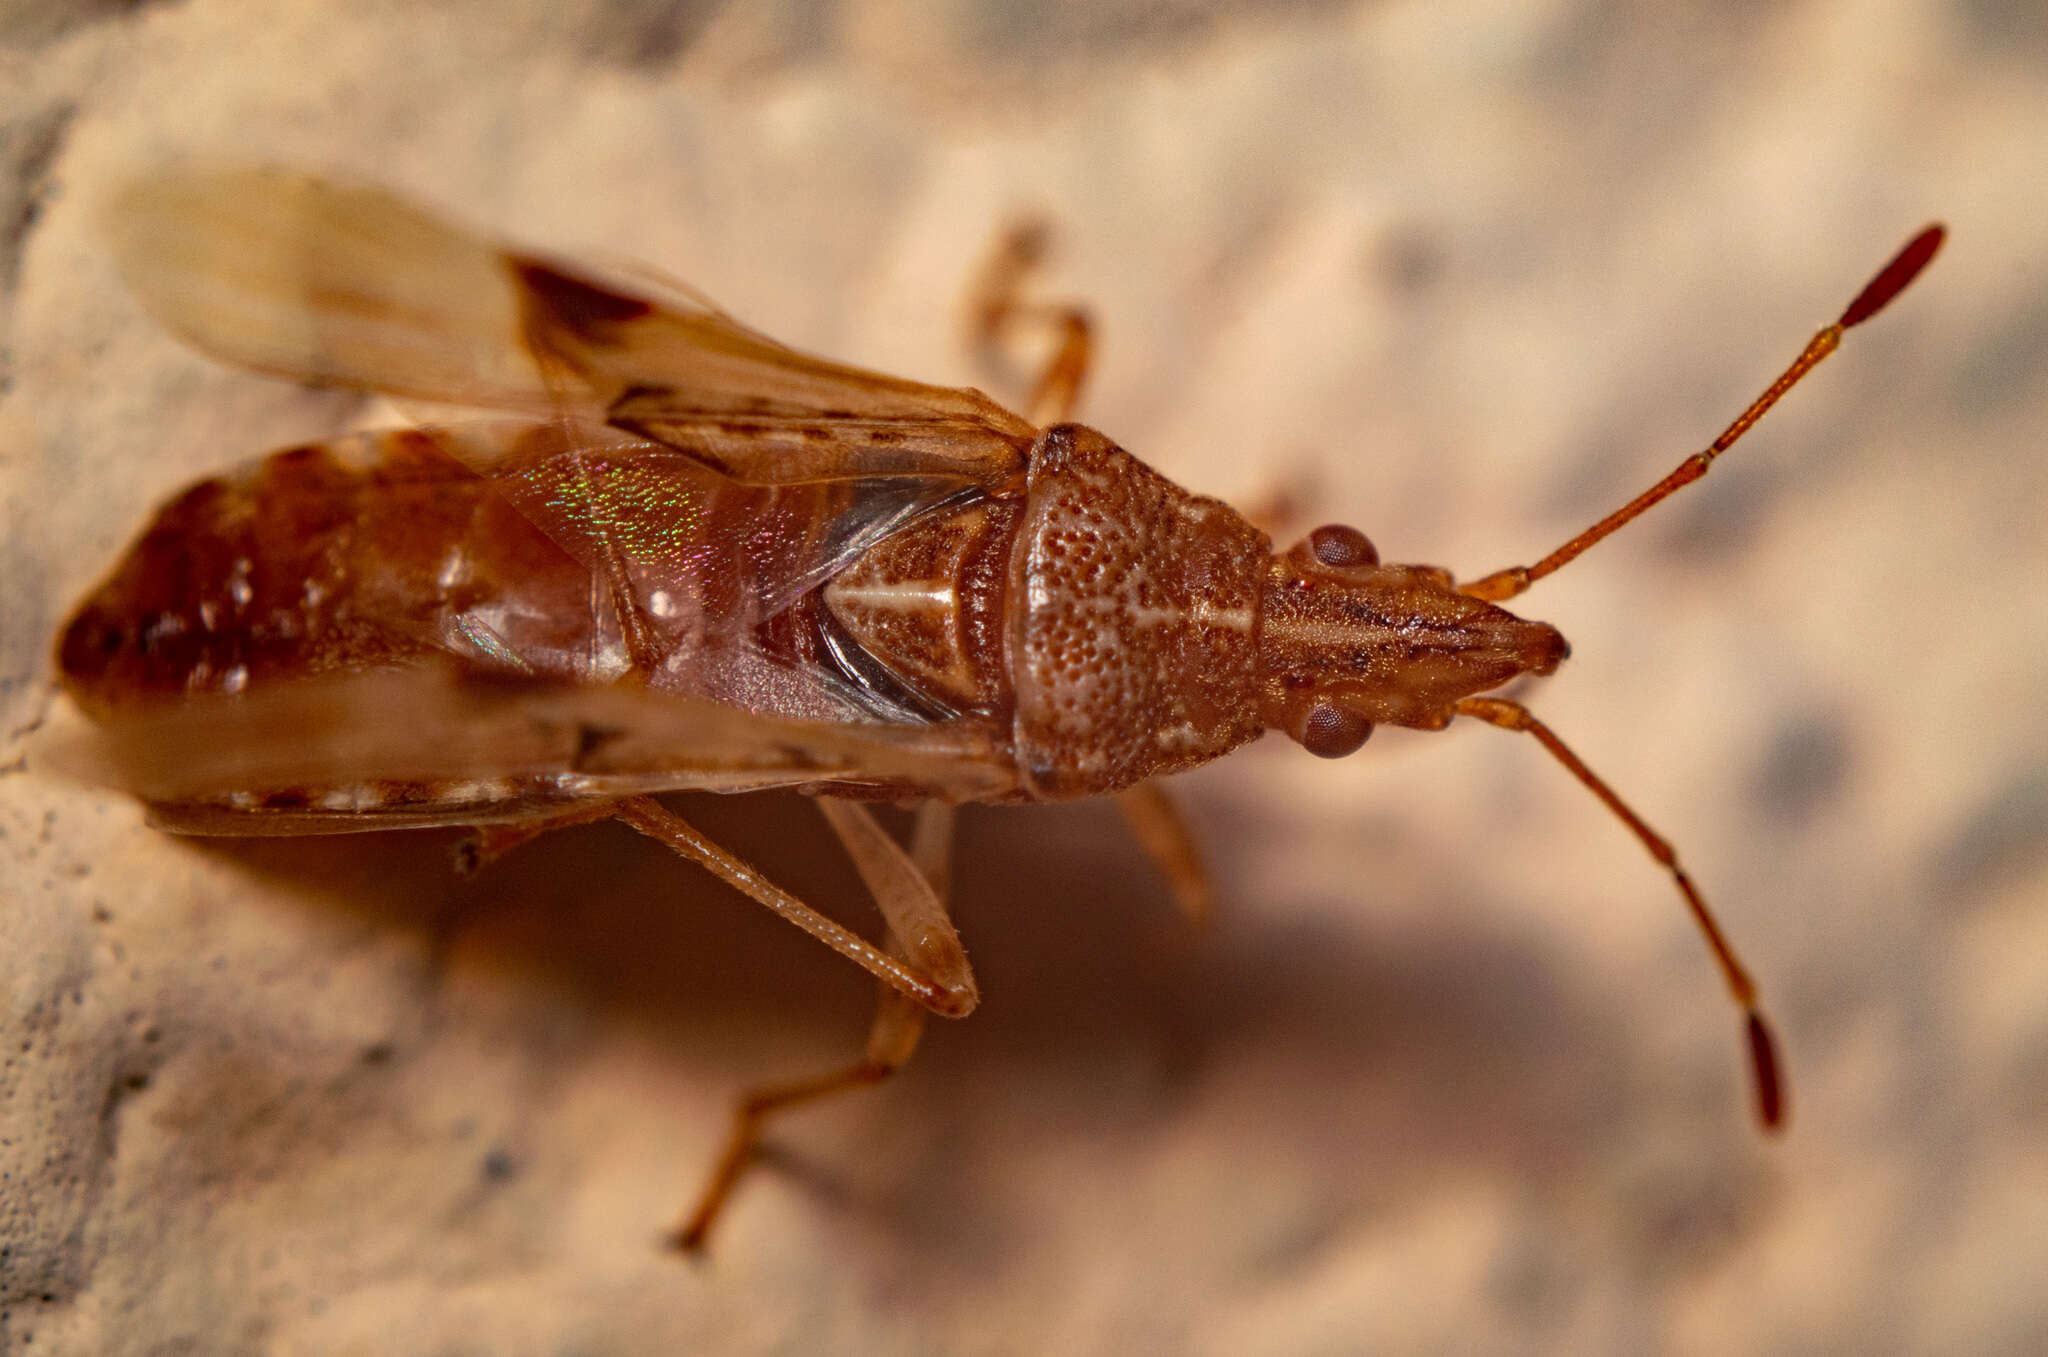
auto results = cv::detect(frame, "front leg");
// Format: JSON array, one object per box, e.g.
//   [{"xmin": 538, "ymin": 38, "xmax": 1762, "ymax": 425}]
[{"xmin": 968, "ymin": 220, "xmax": 1094, "ymax": 427}]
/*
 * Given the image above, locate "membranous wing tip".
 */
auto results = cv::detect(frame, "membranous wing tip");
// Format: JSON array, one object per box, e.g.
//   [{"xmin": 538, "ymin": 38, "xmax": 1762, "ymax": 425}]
[{"xmin": 109, "ymin": 169, "xmax": 1036, "ymax": 487}]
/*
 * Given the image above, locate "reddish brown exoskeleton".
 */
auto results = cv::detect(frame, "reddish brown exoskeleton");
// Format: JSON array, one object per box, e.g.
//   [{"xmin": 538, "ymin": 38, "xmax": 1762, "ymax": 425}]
[{"xmin": 53, "ymin": 171, "xmax": 1943, "ymax": 1249}]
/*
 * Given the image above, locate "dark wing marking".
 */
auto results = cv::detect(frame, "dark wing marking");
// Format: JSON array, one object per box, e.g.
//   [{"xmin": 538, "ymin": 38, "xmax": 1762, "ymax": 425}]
[{"xmin": 109, "ymin": 171, "xmax": 1037, "ymax": 487}]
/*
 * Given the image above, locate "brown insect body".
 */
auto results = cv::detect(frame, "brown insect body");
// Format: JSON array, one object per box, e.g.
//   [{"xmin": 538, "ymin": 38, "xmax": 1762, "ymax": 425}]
[
  {"xmin": 59, "ymin": 424, "xmax": 961, "ymax": 727},
  {"xmin": 59, "ymin": 415, "xmax": 1561, "ymax": 816},
  {"xmin": 52, "ymin": 170, "xmax": 1941, "ymax": 1249}
]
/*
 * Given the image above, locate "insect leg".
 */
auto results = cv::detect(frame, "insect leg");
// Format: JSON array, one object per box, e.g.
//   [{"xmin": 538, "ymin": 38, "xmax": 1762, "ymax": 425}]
[
  {"xmin": 1115, "ymin": 782, "xmax": 1215, "ymax": 927},
  {"xmin": 968, "ymin": 221, "xmax": 1094, "ymax": 426},
  {"xmin": 1453, "ymin": 696, "xmax": 1786, "ymax": 1131},
  {"xmin": 811, "ymin": 799, "xmax": 977, "ymax": 1015},
  {"xmin": 612, "ymin": 796, "xmax": 977, "ymax": 1017},
  {"xmin": 452, "ymin": 802, "xmax": 624, "ymax": 875},
  {"xmin": 672, "ymin": 802, "xmax": 957, "ymax": 1252}
]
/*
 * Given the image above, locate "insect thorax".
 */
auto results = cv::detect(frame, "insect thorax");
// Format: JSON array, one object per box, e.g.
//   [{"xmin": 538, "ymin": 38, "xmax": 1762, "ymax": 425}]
[{"xmin": 1009, "ymin": 425, "xmax": 1269, "ymax": 799}]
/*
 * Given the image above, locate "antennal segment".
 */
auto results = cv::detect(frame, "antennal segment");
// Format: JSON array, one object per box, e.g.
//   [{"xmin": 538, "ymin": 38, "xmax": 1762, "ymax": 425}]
[
  {"xmin": 1455, "ymin": 696, "xmax": 1786, "ymax": 1129},
  {"xmin": 1460, "ymin": 225, "xmax": 1945, "ymax": 604}
]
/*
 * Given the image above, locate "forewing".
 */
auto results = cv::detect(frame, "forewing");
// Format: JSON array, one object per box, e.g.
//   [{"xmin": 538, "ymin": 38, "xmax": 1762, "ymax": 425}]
[
  {"xmin": 45, "ymin": 668, "xmax": 1016, "ymax": 833},
  {"xmin": 109, "ymin": 171, "xmax": 555, "ymax": 413},
  {"xmin": 110, "ymin": 171, "xmax": 1037, "ymax": 486}
]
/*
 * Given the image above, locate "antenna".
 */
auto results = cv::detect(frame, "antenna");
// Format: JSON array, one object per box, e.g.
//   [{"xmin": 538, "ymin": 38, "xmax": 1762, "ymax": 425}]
[{"xmin": 1461, "ymin": 225, "xmax": 1945, "ymax": 604}]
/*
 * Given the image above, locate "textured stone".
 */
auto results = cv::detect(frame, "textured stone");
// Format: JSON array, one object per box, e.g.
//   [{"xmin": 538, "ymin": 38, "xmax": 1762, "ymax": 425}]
[{"xmin": 4, "ymin": 1, "xmax": 2043, "ymax": 1352}]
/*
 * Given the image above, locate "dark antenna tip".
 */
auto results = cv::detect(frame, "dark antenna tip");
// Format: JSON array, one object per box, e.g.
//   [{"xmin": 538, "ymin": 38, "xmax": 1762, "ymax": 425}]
[
  {"xmin": 1746, "ymin": 1010, "xmax": 1787, "ymax": 1132},
  {"xmin": 1839, "ymin": 224, "xmax": 1945, "ymax": 329}
]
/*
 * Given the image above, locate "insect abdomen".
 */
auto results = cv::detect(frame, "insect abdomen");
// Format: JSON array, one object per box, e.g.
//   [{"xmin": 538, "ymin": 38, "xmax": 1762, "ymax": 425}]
[{"xmin": 57, "ymin": 429, "xmax": 597, "ymax": 718}]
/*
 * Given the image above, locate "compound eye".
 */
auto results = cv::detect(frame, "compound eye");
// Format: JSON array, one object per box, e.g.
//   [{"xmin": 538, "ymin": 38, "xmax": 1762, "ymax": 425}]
[
  {"xmin": 1299, "ymin": 701, "xmax": 1374, "ymax": 758},
  {"xmin": 1307, "ymin": 524, "xmax": 1378, "ymax": 569}
]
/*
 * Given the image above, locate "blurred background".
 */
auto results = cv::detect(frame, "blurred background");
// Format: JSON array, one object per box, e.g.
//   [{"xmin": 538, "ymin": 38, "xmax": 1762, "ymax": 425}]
[{"xmin": 2, "ymin": 1, "xmax": 2043, "ymax": 1352}]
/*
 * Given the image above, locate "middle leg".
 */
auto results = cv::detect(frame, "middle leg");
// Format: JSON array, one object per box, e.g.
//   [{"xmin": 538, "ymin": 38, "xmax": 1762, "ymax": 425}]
[
  {"xmin": 1115, "ymin": 782, "xmax": 1215, "ymax": 928},
  {"xmin": 670, "ymin": 801, "xmax": 961, "ymax": 1251}
]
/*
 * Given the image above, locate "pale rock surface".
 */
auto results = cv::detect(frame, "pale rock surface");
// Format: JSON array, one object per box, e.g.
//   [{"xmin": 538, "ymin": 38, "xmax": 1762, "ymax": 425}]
[{"xmin": 3, "ymin": 1, "xmax": 2044, "ymax": 1353}]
